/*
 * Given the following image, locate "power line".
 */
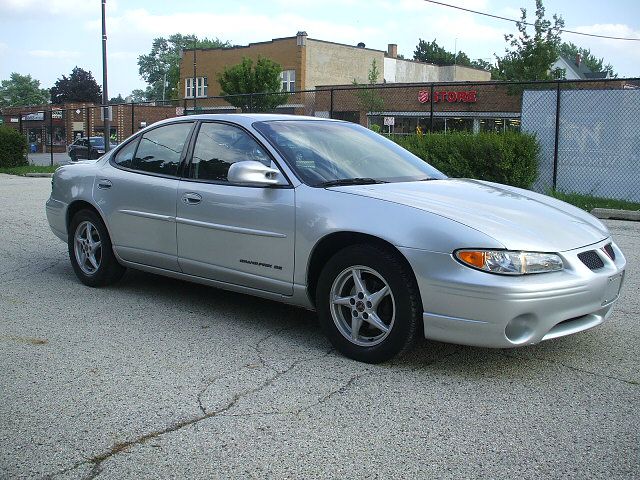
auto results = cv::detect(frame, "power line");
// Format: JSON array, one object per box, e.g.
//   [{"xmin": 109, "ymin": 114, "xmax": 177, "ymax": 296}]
[{"xmin": 422, "ymin": 0, "xmax": 640, "ymax": 42}]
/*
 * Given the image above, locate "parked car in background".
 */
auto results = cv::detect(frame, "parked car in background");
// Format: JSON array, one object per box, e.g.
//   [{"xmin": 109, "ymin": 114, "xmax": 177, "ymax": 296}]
[
  {"xmin": 46, "ymin": 114, "xmax": 626, "ymax": 363},
  {"xmin": 68, "ymin": 137, "xmax": 117, "ymax": 161}
]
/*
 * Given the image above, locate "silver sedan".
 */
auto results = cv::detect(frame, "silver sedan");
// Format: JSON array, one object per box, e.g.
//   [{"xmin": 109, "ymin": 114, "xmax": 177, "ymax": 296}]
[{"xmin": 46, "ymin": 114, "xmax": 626, "ymax": 363}]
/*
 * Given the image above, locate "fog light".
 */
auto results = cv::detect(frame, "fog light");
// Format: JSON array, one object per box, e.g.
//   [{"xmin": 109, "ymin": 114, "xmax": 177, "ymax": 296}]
[{"xmin": 505, "ymin": 314, "xmax": 536, "ymax": 344}]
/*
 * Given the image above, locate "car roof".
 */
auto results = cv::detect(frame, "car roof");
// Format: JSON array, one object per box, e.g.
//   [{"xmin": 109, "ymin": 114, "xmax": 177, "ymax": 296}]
[{"xmin": 145, "ymin": 113, "xmax": 341, "ymax": 131}]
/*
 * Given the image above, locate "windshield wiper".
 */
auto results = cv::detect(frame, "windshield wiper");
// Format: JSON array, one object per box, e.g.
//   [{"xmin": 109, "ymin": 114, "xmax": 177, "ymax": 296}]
[{"xmin": 316, "ymin": 178, "xmax": 387, "ymax": 187}]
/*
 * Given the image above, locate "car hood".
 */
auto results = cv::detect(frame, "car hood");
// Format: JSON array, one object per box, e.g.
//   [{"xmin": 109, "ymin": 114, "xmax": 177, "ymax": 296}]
[{"xmin": 330, "ymin": 179, "xmax": 609, "ymax": 252}]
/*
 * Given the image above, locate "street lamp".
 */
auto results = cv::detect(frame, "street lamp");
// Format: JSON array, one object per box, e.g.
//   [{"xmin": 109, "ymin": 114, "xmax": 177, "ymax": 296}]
[{"xmin": 101, "ymin": 0, "xmax": 110, "ymax": 152}]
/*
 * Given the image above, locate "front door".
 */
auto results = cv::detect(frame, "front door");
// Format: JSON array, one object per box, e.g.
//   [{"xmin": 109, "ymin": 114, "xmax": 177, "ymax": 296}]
[{"xmin": 176, "ymin": 122, "xmax": 295, "ymax": 295}]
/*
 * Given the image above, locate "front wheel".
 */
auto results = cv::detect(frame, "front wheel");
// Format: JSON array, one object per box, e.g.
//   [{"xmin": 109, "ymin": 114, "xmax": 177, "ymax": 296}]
[
  {"xmin": 316, "ymin": 244, "xmax": 421, "ymax": 363},
  {"xmin": 68, "ymin": 209, "xmax": 125, "ymax": 287}
]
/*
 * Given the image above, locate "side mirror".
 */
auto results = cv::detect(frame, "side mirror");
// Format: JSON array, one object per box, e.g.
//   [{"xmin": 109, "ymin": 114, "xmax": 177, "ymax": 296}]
[{"xmin": 227, "ymin": 161, "xmax": 287, "ymax": 187}]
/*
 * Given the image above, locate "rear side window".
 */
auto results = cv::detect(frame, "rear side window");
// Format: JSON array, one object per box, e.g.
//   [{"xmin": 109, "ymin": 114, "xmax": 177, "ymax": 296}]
[
  {"xmin": 128, "ymin": 123, "xmax": 193, "ymax": 176},
  {"xmin": 113, "ymin": 139, "xmax": 137, "ymax": 168}
]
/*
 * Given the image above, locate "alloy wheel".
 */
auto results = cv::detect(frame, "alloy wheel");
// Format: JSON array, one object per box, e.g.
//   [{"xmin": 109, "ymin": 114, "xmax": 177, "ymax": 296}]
[{"xmin": 329, "ymin": 265, "xmax": 396, "ymax": 347}]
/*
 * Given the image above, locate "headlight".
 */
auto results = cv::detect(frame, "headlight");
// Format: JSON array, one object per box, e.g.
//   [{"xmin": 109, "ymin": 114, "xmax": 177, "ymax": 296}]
[{"xmin": 455, "ymin": 249, "xmax": 563, "ymax": 275}]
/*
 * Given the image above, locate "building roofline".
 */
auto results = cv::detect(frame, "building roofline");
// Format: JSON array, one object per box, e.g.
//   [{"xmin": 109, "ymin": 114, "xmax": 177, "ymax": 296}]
[
  {"xmin": 183, "ymin": 36, "xmax": 298, "ymax": 52},
  {"xmin": 182, "ymin": 35, "xmax": 387, "ymax": 54}
]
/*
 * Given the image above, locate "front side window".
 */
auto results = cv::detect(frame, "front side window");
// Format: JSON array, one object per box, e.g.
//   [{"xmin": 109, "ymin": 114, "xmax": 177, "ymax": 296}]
[
  {"xmin": 189, "ymin": 122, "xmax": 272, "ymax": 182},
  {"xmin": 128, "ymin": 122, "xmax": 193, "ymax": 176}
]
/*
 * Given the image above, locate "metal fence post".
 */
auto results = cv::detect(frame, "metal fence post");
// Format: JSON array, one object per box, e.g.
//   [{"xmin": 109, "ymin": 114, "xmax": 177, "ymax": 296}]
[
  {"xmin": 86, "ymin": 106, "xmax": 92, "ymax": 158},
  {"xmin": 329, "ymin": 88, "xmax": 334, "ymax": 119},
  {"xmin": 49, "ymin": 109, "xmax": 53, "ymax": 166},
  {"xmin": 552, "ymin": 81, "xmax": 561, "ymax": 191},
  {"xmin": 249, "ymin": 93, "xmax": 254, "ymax": 113},
  {"xmin": 429, "ymin": 84, "xmax": 434, "ymax": 133},
  {"xmin": 131, "ymin": 101, "xmax": 135, "ymax": 135}
]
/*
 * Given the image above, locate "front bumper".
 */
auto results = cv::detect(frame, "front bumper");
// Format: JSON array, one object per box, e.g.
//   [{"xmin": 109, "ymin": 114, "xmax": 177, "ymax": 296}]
[{"xmin": 399, "ymin": 239, "xmax": 626, "ymax": 348}]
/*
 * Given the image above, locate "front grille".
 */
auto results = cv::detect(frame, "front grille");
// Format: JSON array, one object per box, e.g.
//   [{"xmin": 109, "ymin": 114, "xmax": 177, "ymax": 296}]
[
  {"xmin": 603, "ymin": 243, "xmax": 616, "ymax": 260},
  {"xmin": 578, "ymin": 250, "xmax": 605, "ymax": 270}
]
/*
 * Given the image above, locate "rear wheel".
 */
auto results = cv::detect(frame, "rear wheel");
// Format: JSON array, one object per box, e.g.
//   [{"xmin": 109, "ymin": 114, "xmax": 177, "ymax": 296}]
[
  {"xmin": 316, "ymin": 244, "xmax": 421, "ymax": 363},
  {"xmin": 68, "ymin": 209, "xmax": 125, "ymax": 287}
]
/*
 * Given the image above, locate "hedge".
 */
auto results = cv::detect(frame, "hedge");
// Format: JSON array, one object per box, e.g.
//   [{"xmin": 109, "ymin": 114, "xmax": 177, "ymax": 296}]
[
  {"xmin": 390, "ymin": 131, "xmax": 539, "ymax": 189},
  {"xmin": 0, "ymin": 127, "xmax": 28, "ymax": 168}
]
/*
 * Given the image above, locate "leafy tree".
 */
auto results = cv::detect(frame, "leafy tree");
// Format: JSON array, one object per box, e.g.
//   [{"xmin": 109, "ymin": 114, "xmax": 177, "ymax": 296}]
[
  {"xmin": 353, "ymin": 59, "xmax": 384, "ymax": 114},
  {"xmin": 218, "ymin": 57, "xmax": 288, "ymax": 112},
  {"xmin": 138, "ymin": 33, "xmax": 230, "ymax": 101},
  {"xmin": 0, "ymin": 73, "xmax": 49, "ymax": 107},
  {"xmin": 413, "ymin": 39, "xmax": 492, "ymax": 72},
  {"xmin": 50, "ymin": 67, "xmax": 102, "ymax": 104},
  {"xmin": 559, "ymin": 42, "xmax": 616, "ymax": 78},
  {"xmin": 493, "ymin": 0, "xmax": 565, "ymax": 81},
  {"xmin": 128, "ymin": 89, "xmax": 149, "ymax": 103},
  {"xmin": 469, "ymin": 58, "xmax": 493, "ymax": 72},
  {"xmin": 109, "ymin": 93, "xmax": 125, "ymax": 104}
]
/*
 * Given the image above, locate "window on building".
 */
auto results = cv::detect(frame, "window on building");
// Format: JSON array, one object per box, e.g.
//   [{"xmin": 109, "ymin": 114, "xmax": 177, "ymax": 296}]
[
  {"xmin": 185, "ymin": 77, "xmax": 208, "ymax": 98},
  {"xmin": 189, "ymin": 122, "xmax": 272, "ymax": 182},
  {"xmin": 281, "ymin": 70, "xmax": 295, "ymax": 92}
]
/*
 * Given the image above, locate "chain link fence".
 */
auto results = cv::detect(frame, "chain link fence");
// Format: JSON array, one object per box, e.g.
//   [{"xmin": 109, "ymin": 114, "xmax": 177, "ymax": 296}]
[{"xmin": 3, "ymin": 78, "xmax": 638, "ymax": 202}]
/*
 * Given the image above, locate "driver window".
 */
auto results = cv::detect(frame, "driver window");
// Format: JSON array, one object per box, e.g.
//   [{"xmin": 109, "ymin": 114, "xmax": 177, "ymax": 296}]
[{"xmin": 190, "ymin": 123, "xmax": 272, "ymax": 182}]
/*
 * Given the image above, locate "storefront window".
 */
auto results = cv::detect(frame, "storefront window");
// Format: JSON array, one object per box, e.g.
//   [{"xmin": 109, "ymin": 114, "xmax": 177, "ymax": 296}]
[
  {"xmin": 479, "ymin": 118, "xmax": 521, "ymax": 133},
  {"xmin": 94, "ymin": 126, "xmax": 118, "ymax": 143},
  {"xmin": 46, "ymin": 127, "xmax": 66, "ymax": 146},
  {"xmin": 445, "ymin": 118, "xmax": 474, "ymax": 133}
]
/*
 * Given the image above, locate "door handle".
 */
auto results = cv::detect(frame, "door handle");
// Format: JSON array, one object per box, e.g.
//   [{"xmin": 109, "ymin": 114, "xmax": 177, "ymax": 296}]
[
  {"xmin": 182, "ymin": 192, "xmax": 202, "ymax": 205},
  {"xmin": 97, "ymin": 179, "xmax": 112, "ymax": 189}
]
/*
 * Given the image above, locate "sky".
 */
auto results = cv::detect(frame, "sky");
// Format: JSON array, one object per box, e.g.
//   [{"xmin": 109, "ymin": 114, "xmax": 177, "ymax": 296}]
[{"xmin": 1, "ymin": 0, "xmax": 639, "ymax": 97}]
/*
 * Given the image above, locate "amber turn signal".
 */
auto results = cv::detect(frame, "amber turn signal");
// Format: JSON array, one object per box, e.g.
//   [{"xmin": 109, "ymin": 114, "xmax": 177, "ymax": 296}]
[{"xmin": 456, "ymin": 250, "xmax": 486, "ymax": 268}]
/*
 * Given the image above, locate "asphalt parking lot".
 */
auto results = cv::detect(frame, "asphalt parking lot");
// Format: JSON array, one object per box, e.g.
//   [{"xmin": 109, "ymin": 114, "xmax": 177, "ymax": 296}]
[{"xmin": 0, "ymin": 173, "xmax": 638, "ymax": 479}]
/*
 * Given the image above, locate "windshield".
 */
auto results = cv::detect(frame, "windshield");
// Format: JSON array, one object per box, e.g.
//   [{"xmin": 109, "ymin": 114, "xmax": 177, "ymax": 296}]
[{"xmin": 254, "ymin": 120, "xmax": 446, "ymax": 187}]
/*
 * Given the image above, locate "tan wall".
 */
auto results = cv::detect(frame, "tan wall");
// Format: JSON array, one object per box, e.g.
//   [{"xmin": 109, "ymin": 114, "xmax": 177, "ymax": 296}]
[
  {"xmin": 179, "ymin": 37, "xmax": 302, "ymax": 97},
  {"xmin": 305, "ymin": 39, "xmax": 385, "ymax": 88},
  {"xmin": 438, "ymin": 65, "xmax": 491, "ymax": 82},
  {"xmin": 384, "ymin": 58, "xmax": 440, "ymax": 83}
]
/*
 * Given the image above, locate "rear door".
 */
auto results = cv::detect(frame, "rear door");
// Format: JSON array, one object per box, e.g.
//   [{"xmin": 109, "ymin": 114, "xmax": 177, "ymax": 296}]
[
  {"xmin": 95, "ymin": 121, "xmax": 195, "ymax": 271},
  {"xmin": 176, "ymin": 121, "xmax": 295, "ymax": 295}
]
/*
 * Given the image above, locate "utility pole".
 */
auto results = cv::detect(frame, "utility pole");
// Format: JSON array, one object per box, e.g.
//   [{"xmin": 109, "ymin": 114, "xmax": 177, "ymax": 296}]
[{"xmin": 101, "ymin": 0, "xmax": 111, "ymax": 152}]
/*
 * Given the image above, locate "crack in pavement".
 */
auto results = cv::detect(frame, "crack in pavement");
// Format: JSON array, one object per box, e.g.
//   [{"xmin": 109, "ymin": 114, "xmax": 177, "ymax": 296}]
[
  {"xmin": 0, "ymin": 257, "xmax": 66, "ymax": 285},
  {"xmin": 195, "ymin": 326, "xmax": 296, "ymax": 416},
  {"xmin": 45, "ymin": 342, "xmax": 334, "ymax": 480},
  {"xmin": 500, "ymin": 350, "xmax": 639, "ymax": 386}
]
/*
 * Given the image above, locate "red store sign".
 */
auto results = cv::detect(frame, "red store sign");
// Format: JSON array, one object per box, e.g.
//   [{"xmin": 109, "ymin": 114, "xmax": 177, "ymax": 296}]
[{"xmin": 418, "ymin": 90, "xmax": 477, "ymax": 103}]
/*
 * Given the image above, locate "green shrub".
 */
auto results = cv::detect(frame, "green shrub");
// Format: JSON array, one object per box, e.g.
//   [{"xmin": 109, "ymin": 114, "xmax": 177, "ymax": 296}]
[
  {"xmin": 391, "ymin": 131, "xmax": 539, "ymax": 189},
  {"xmin": 0, "ymin": 127, "xmax": 28, "ymax": 168}
]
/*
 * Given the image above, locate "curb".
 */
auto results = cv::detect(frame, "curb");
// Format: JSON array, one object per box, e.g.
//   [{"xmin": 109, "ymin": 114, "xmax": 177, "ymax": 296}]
[
  {"xmin": 591, "ymin": 208, "xmax": 640, "ymax": 222},
  {"xmin": 25, "ymin": 173, "xmax": 54, "ymax": 178}
]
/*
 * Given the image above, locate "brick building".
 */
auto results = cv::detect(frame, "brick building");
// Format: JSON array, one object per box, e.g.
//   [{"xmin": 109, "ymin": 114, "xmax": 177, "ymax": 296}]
[
  {"xmin": 318, "ymin": 82, "xmax": 524, "ymax": 134},
  {"xmin": 1, "ymin": 103, "xmax": 179, "ymax": 153},
  {"xmin": 178, "ymin": 31, "xmax": 491, "ymax": 103}
]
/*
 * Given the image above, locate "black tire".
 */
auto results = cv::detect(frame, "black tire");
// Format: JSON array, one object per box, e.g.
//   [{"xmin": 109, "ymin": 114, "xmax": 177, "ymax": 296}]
[
  {"xmin": 316, "ymin": 244, "xmax": 421, "ymax": 363},
  {"xmin": 69, "ymin": 151, "xmax": 77, "ymax": 162},
  {"xmin": 68, "ymin": 209, "xmax": 125, "ymax": 287}
]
